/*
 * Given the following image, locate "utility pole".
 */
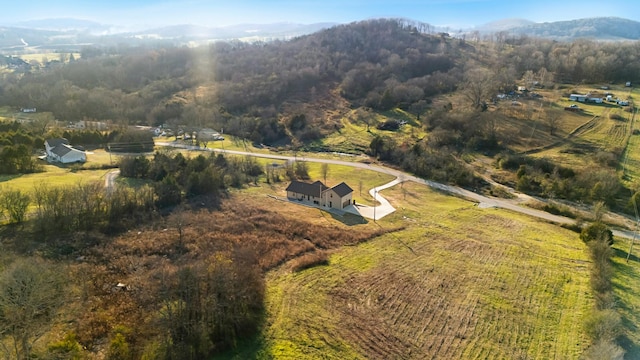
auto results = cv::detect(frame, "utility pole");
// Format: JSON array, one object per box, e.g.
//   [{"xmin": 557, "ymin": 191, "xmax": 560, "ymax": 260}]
[
  {"xmin": 628, "ymin": 196, "xmax": 639, "ymax": 263},
  {"xmin": 373, "ymin": 188, "xmax": 377, "ymax": 222}
]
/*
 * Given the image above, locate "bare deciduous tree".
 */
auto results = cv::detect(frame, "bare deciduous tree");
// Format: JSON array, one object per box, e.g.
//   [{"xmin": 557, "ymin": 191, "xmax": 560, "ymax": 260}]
[
  {"xmin": 0, "ymin": 188, "xmax": 31, "ymax": 224},
  {"xmin": 321, "ymin": 163, "xmax": 329, "ymax": 184},
  {"xmin": 462, "ymin": 68, "xmax": 496, "ymax": 110},
  {"xmin": 0, "ymin": 259, "xmax": 66, "ymax": 360},
  {"xmin": 545, "ymin": 108, "xmax": 562, "ymax": 135}
]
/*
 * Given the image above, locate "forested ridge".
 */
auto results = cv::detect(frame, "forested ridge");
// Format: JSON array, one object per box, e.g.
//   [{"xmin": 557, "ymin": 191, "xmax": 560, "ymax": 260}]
[
  {"xmin": 1, "ymin": 18, "xmax": 636, "ymax": 145},
  {"xmin": 2, "ymin": 18, "xmax": 640, "ymax": 359}
]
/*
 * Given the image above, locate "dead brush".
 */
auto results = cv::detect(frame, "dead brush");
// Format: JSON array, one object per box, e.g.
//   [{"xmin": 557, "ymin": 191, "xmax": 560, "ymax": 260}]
[{"xmin": 290, "ymin": 251, "xmax": 330, "ymax": 272}]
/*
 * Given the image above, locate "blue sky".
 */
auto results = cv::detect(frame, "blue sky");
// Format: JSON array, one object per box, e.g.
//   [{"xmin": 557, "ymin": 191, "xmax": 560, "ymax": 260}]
[{"xmin": 3, "ymin": 0, "xmax": 639, "ymax": 29}]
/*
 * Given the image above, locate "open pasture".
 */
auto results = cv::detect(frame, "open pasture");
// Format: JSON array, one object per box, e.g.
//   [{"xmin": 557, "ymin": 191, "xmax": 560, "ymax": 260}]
[{"xmin": 226, "ymin": 182, "xmax": 594, "ymax": 359}]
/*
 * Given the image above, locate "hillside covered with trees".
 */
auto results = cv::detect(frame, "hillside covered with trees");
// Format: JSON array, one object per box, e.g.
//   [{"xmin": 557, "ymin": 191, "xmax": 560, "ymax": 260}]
[
  {"xmin": 1, "ymin": 18, "xmax": 640, "ymax": 358},
  {"xmin": 2, "ymin": 18, "xmax": 638, "ymax": 145}
]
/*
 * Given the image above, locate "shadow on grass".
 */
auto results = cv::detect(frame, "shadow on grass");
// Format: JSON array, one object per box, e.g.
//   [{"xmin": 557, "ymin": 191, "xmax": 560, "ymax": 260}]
[
  {"xmin": 611, "ymin": 248, "xmax": 640, "ymax": 358},
  {"xmin": 217, "ymin": 313, "xmax": 267, "ymax": 360},
  {"xmin": 330, "ymin": 211, "xmax": 368, "ymax": 226},
  {"xmin": 0, "ymin": 174, "xmax": 22, "ymax": 183},
  {"xmin": 618, "ymin": 334, "xmax": 640, "ymax": 360},
  {"xmin": 613, "ymin": 247, "xmax": 640, "ymax": 265}
]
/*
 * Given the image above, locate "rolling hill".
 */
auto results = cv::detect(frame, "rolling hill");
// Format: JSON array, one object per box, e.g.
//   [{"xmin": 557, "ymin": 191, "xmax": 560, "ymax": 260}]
[
  {"xmin": 2, "ymin": 15, "xmax": 640, "ymax": 54},
  {"xmin": 480, "ymin": 16, "xmax": 640, "ymax": 40}
]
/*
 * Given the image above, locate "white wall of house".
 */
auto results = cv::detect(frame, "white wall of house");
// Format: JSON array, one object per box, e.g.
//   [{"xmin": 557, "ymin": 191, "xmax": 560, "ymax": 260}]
[{"xmin": 61, "ymin": 149, "xmax": 86, "ymax": 163}]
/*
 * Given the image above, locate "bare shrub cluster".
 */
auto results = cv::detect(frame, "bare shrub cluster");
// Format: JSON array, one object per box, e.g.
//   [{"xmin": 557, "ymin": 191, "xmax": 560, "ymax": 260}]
[
  {"xmin": 289, "ymin": 250, "xmax": 330, "ymax": 272},
  {"xmin": 64, "ymin": 198, "xmax": 396, "ymax": 359}
]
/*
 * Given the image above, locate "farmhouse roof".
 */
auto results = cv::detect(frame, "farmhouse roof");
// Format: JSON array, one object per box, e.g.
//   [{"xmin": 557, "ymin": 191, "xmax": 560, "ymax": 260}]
[
  {"xmin": 286, "ymin": 180, "xmax": 328, "ymax": 197},
  {"xmin": 331, "ymin": 182, "xmax": 353, "ymax": 197},
  {"xmin": 45, "ymin": 138, "xmax": 69, "ymax": 148},
  {"xmin": 51, "ymin": 144, "xmax": 73, "ymax": 157}
]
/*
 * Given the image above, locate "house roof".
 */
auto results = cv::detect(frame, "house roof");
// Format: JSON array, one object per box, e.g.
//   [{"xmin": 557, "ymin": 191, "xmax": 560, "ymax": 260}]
[
  {"xmin": 286, "ymin": 180, "xmax": 328, "ymax": 197},
  {"xmin": 45, "ymin": 138, "xmax": 69, "ymax": 148},
  {"xmin": 51, "ymin": 144, "xmax": 74, "ymax": 157},
  {"xmin": 331, "ymin": 182, "xmax": 353, "ymax": 197}
]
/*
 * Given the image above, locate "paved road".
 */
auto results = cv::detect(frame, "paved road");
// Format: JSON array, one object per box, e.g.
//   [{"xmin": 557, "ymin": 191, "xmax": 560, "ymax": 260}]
[
  {"xmin": 105, "ymin": 169, "xmax": 120, "ymax": 194},
  {"xmin": 153, "ymin": 141, "xmax": 637, "ymax": 240}
]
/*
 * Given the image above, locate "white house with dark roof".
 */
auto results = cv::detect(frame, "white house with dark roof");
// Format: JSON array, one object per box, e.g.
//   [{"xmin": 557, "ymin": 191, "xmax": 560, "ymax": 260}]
[
  {"xmin": 286, "ymin": 180, "xmax": 353, "ymax": 210},
  {"xmin": 45, "ymin": 138, "xmax": 86, "ymax": 164}
]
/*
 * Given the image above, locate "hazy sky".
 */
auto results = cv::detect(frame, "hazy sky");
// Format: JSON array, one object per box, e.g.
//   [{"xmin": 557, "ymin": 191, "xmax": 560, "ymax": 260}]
[{"xmin": 3, "ymin": 0, "xmax": 639, "ymax": 29}]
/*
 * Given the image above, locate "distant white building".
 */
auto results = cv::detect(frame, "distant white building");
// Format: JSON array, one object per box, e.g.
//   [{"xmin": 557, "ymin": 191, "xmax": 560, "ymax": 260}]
[
  {"xmin": 569, "ymin": 94, "xmax": 588, "ymax": 102},
  {"xmin": 45, "ymin": 138, "xmax": 86, "ymax": 164}
]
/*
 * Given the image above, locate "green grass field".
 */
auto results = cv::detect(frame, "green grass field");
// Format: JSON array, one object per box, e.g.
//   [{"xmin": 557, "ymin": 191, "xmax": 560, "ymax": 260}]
[
  {"xmin": 1, "ymin": 83, "xmax": 639, "ymax": 358},
  {"xmin": 319, "ymin": 108, "xmax": 426, "ymax": 154},
  {"xmin": 612, "ymin": 241, "xmax": 640, "ymax": 359},
  {"xmin": 0, "ymin": 164, "xmax": 112, "ymax": 194},
  {"xmin": 224, "ymin": 181, "xmax": 595, "ymax": 359}
]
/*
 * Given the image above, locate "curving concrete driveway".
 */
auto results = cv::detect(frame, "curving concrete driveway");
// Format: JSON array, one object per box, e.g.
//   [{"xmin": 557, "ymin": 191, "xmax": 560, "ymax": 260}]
[{"xmin": 344, "ymin": 178, "xmax": 401, "ymax": 220}]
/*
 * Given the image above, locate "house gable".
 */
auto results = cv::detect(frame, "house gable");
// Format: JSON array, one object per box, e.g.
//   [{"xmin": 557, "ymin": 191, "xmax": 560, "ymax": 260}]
[
  {"xmin": 45, "ymin": 138, "xmax": 69, "ymax": 149},
  {"xmin": 331, "ymin": 182, "xmax": 353, "ymax": 197}
]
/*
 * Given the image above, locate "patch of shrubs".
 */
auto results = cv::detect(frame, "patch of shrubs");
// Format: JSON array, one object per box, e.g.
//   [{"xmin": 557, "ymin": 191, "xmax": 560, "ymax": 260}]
[
  {"xmin": 541, "ymin": 203, "xmax": 576, "ymax": 218},
  {"xmin": 497, "ymin": 152, "xmax": 627, "ymax": 209},
  {"xmin": 290, "ymin": 251, "xmax": 329, "ymax": 272}
]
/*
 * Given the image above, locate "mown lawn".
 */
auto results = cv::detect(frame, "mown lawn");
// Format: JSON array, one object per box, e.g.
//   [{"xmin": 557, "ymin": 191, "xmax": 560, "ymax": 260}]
[
  {"xmin": 235, "ymin": 161, "xmax": 395, "ymax": 209},
  {"xmin": 611, "ymin": 241, "xmax": 640, "ymax": 359},
  {"xmin": 223, "ymin": 181, "xmax": 595, "ymax": 359},
  {"xmin": 0, "ymin": 163, "xmax": 112, "ymax": 194}
]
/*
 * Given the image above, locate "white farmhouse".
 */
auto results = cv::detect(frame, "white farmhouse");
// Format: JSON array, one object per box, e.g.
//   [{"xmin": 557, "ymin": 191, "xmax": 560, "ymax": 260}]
[{"xmin": 45, "ymin": 138, "xmax": 86, "ymax": 164}]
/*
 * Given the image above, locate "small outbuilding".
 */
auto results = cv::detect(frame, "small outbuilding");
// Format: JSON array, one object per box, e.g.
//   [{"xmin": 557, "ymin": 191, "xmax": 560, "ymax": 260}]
[{"xmin": 569, "ymin": 94, "xmax": 588, "ymax": 102}]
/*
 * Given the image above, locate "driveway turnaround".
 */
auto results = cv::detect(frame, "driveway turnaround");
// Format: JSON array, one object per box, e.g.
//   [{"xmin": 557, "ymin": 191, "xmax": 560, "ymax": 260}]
[{"xmin": 345, "ymin": 178, "xmax": 402, "ymax": 220}]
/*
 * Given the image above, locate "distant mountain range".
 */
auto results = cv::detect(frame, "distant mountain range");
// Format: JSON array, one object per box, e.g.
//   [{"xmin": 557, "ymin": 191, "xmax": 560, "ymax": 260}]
[
  {"xmin": 0, "ymin": 16, "xmax": 639, "ymax": 54},
  {"xmin": 0, "ymin": 20, "xmax": 337, "ymax": 53},
  {"xmin": 475, "ymin": 17, "xmax": 640, "ymax": 41}
]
